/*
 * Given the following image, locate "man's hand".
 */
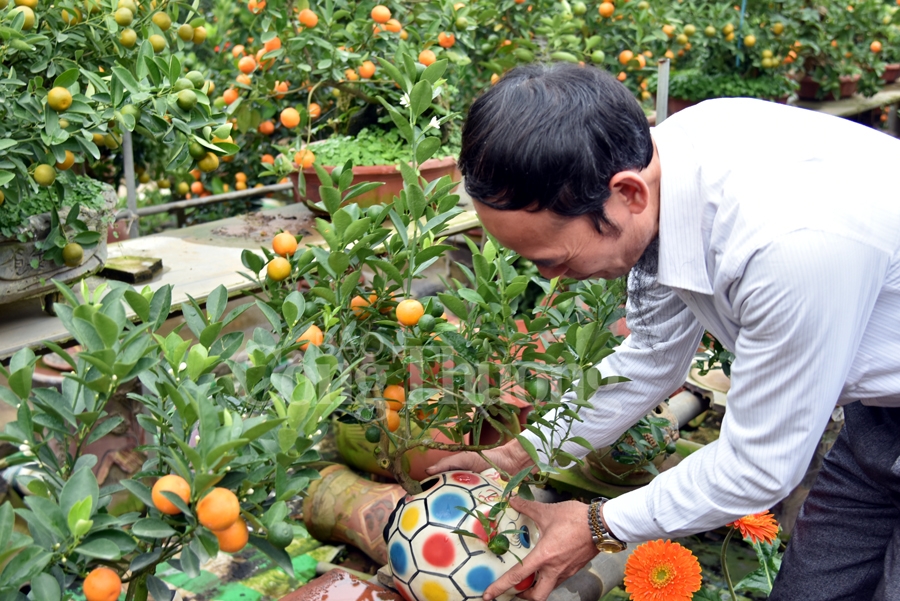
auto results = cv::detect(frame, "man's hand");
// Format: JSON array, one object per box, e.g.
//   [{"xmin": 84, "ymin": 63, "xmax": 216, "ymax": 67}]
[
  {"xmin": 425, "ymin": 439, "xmax": 535, "ymax": 477},
  {"xmin": 483, "ymin": 496, "xmax": 598, "ymax": 601}
]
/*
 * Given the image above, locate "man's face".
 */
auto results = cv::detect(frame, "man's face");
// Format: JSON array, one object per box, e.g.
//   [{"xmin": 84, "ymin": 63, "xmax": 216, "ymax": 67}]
[{"xmin": 474, "ymin": 197, "xmax": 653, "ymax": 281}]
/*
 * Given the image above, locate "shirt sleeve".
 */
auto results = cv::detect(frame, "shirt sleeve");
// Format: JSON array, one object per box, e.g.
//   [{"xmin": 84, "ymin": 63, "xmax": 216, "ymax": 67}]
[
  {"xmin": 604, "ymin": 230, "xmax": 889, "ymax": 541},
  {"xmin": 521, "ymin": 264, "xmax": 705, "ymax": 463}
]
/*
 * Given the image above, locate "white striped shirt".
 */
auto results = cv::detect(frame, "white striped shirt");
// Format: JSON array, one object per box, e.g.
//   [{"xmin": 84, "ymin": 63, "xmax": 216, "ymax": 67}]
[{"xmin": 524, "ymin": 98, "xmax": 900, "ymax": 541}]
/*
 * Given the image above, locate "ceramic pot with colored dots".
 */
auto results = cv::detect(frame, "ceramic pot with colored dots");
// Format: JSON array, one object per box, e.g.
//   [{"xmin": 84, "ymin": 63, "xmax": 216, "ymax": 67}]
[{"xmin": 383, "ymin": 470, "xmax": 540, "ymax": 601}]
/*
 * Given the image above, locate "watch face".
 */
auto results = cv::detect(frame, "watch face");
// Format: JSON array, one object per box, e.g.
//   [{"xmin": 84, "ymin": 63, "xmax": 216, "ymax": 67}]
[{"xmin": 599, "ymin": 540, "xmax": 627, "ymax": 553}]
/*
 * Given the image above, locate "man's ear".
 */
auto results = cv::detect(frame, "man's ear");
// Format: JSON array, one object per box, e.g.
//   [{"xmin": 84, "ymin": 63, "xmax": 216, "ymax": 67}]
[{"xmin": 609, "ymin": 171, "xmax": 651, "ymax": 215}]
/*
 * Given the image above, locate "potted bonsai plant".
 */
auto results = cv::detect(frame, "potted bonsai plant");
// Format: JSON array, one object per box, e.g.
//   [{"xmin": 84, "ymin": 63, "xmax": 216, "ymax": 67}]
[
  {"xmin": 0, "ymin": 0, "xmax": 234, "ymax": 304},
  {"xmin": 0, "ymin": 277, "xmax": 345, "ymax": 600}
]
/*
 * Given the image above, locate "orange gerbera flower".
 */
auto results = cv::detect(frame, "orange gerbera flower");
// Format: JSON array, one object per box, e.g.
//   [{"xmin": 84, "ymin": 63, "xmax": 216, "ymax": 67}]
[
  {"xmin": 624, "ymin": 539, "xmax": 702, "ymax": 601},
  {"xmin": 728, "ymin": 511, "xmax": 780, "ymax": 544}
]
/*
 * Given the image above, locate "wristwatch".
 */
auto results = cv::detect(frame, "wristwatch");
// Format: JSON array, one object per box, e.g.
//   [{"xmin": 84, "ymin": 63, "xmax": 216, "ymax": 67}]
[{"xmin": 588, "ymin": 497, "xmax": 627, "ymax": 553}]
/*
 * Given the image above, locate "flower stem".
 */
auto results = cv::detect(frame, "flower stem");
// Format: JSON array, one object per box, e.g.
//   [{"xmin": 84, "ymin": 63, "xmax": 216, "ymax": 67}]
[{"xmin": 721, "ymin": 528, "xmax": 738, "ymax": 601}]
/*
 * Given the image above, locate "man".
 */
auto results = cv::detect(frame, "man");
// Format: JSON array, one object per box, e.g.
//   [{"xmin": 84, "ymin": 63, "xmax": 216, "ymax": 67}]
[{"xmin": 426, "ymin": 62, "xmax": 900, "ymax": 601}]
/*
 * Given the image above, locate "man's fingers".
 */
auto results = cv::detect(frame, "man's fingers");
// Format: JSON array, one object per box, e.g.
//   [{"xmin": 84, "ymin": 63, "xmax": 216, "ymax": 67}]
[
  {"xmin": 424, "ymin": 452, "xmax": 483, "ymax": 475},
  {"xmin": 517, "ymin": 573, "xmax": 556, "ymax": 601},
  {"xmin": 482, "ymin": 555, "xmax": 537, "ymax": 600},
  {"xmin": 508, "ymin": 495, "xmax": 544, "ymax": 526}
]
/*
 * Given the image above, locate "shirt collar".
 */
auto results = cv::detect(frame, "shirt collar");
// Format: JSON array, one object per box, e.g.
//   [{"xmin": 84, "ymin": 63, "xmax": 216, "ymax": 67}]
[{"xmin": 651, "ymin": 123, "xmax": 714, "ymax": 295}]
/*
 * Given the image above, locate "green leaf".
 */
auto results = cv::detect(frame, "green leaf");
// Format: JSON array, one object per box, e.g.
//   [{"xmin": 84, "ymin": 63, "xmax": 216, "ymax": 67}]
[
  {"xmin": 409, "ymin": 80, "xmax": 433, "ymax": 119},
  {"xmin": 416, "ymin": 137, "xmax": 441, "ymax": 165},
  {"xmin": 242, "ymin": 417, "xmax": 285, "ymax": 440},
  {"xmin": 0, "ymin": 503, "xmax": 14, "ymax": 551},
  {"xmin": 124, "ymin": 290, "xmax": 150, "ymax": 323},
  {"xmin": 53, "ymin": 68, "xmax": 80, "ymax": 89},
  {"xmin": 437, "ymin": 293, "xmax": 468, "ymax": 320},
  {"xmin": 249, "ymin": 536, "xmax": 295, "ymax": 577},
  {"xmin": 59, "ymin": 467, "xmax": 99, "ymax": 527},
  {"xmin": 90, "ymin": 310, "xmax": 120, "ymax": 349},
  {"xmin": 241, "ymin": 250, "xmax": 265, "ymax": 274},
  {"xmin": 120, "ymin": 480, "xmax": 154, "ymax": 507},
  {"xmin": 320, "ymin": 186, "xmax": 342, "ymax": 215},
  {"xmin": 75, "ymin": 538, "xmax": 122, "ymax": 560},
  {"xmin": 420, "ymin": 60, "xmax": 448, "ymax": 85},
  {"xmin": 29, "ymin": 573, "xmax": 61, "ymax": 601},
  {"xmin": 181, "ymin": 545, "xmax": 200, "ymax": 578},
  {"xmin": 73, "ymin": 230, "xmax": 101, "ymax": 246},
  {"xmin": 206, "ymin": 285, "xmax": 227, "ymax": 322},
  {"xmin": 111, "ymin": 66, "xmax": 141, "ymax": 96},
  {"xmin": 0, "ymin": 547, "xmax": 52, "ymax": 588},
  {"xmin": 66, "ymin": 496, "xmax": 93, "ymax": 537},
  {"xmin": 375, "ymin": 57, "xmax": 408, "ymax": 92},
  {"xmin": 132, "ymin": 518, "xmax": 177, "ymax": 538},
  {"xmin": 87, "ymin": 416, "xmax": 125, "ymax": 445},
  {"xmin": 147, "ymin": 575, "xmax": 173, "ymax": 601},
  {"xmin": 328, "ymin": 252, "xmax": 350, "ymax": 276},
  {"xmin": 407, "ymin": 183, "xmax": 426, "ymax": 221}
]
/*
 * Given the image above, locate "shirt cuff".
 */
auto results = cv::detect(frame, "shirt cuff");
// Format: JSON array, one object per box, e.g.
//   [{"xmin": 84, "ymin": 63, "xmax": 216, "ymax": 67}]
[{"xmin": 602, "ymin": 488, "xmax": 660, "ymax": 543}]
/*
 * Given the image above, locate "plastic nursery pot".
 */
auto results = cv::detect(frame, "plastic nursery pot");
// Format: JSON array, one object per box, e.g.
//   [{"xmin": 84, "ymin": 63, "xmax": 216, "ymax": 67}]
[{"xmin": 292, "ymin": 156, "xmax": 460, "ymax": 211}]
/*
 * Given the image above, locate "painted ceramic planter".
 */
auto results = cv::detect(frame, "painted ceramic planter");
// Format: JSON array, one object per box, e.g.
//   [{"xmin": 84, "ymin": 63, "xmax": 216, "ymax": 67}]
[{"xmin": 385, "ymin": 470, "xmax": 540, "ymax": 601}]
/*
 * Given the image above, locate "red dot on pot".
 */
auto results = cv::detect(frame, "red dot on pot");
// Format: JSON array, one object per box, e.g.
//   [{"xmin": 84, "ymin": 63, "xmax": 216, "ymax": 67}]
[
  {"xmin": 515, "ymin": 573, "xmax": 536, "ymax": 591},
  {"xmin": 451, "ymin": 472, "xmax": 480, "ymax": 485},
  {"xmin": 422, "ymin": 532, "xmax": 456, "ymax": 567}
]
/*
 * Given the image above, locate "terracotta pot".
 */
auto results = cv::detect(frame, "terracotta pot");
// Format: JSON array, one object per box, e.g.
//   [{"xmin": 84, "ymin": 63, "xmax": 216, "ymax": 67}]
[
  {"xmin": 334, "ymin": 421, "xmax": 468, "ymax": 482},
  {"xmin": 883, "ymin": 64, "xmax": 900, "ymax": 84},
  {"xmin": 798, "ymin": 74, "xmax": 860, "ymax": 101},
  {"xmin": 107, "ymin": 219, "xmax": 131, "ymax": 244},
  {"xmin": 385, "ymin": 470, "xmax": 540, "ymax": 601},
  {"xmin": 295, "ymin": 156, "xmax": 461, "ymax": 210},
  {"xmin": 302, "ymin": 464, "xmax": 406, "ymax": 564},
  {"xmin": 667, "ymin": 97, "xmax": 700, "ymax": 116}
]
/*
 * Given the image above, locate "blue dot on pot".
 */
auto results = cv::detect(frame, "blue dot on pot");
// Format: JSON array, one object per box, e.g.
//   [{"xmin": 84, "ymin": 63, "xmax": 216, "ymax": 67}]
[
  {"xmin": 429, "ymin": 492, "xmax": 468, "ymax": 525},
  {"xmin": 390, "ymin": 542, "xmax": 408, "ymax": 575},
  {"xmin": 466, "ymin": 565, "xmax": 495, "ymax": 593}
]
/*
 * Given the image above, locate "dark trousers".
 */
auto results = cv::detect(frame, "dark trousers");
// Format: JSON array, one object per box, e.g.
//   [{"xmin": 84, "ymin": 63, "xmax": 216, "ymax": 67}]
[{"xmin": 770, "ymin": 402, "xmax": 900, "ymax": 601}]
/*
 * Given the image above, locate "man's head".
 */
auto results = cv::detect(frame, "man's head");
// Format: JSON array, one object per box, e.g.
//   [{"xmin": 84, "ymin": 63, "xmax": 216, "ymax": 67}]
[{"xmin": 458, "ymin": 63, "xmax": 661, "ymax": 280}]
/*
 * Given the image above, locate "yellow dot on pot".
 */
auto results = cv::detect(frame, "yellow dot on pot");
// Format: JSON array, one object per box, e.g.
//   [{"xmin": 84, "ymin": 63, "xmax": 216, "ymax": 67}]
[
  {"xmin": 401, "ymin": 506, "xmax": 420, "ymax": 531},
  {"xmin": 422, "ymin": 580, "xmax": 448, "ymax": 601}
]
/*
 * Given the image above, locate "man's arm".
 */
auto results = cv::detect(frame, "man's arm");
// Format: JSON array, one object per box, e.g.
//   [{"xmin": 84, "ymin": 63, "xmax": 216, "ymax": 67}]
[
  {"xmin": 604, "ymin": 230, "xmax": 889, "ymax": 541},
  {"xmin": 521, "ymin": 266, "xmax": 705, "ymax": 461}
]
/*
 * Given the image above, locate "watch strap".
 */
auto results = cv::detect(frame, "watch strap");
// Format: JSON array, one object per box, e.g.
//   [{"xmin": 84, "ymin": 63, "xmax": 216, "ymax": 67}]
[{"xmin": 588, "ymin": 497, "xmax": 627, "ymax": 553}]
